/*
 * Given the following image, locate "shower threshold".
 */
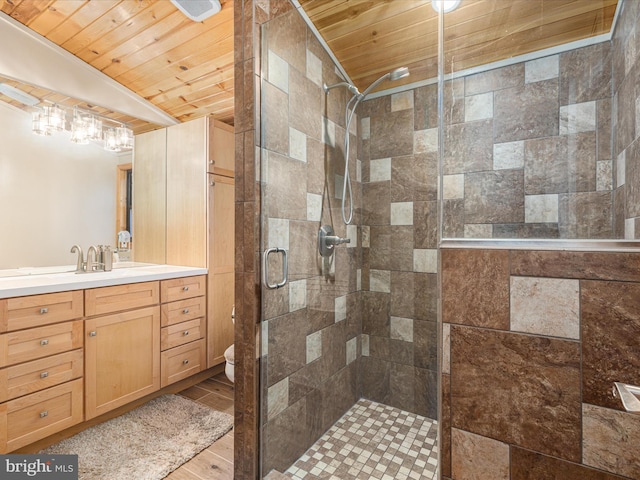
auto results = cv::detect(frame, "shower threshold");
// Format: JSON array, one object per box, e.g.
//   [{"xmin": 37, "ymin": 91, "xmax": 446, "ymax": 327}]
[{"xmin": 267, "ymin": 399, "xmax": 438, "ymax": 480}]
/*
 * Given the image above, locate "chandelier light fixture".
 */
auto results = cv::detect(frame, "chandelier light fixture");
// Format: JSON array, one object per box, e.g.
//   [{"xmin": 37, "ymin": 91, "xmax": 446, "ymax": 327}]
[{"xmin": 31, "ymin": 103, "xmax": 134, "ymax": 152}]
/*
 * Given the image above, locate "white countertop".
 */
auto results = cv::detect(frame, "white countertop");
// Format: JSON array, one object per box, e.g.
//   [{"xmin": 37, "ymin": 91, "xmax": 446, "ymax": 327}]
[{"xmin": 0, "ymin": 264, "xmax": 208, "ymax": 299}]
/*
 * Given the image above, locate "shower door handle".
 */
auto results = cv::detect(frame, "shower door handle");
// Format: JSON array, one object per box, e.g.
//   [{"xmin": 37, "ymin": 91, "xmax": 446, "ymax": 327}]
[{"xmin": 263, "ymin": 248, "xmax": 288, "ymax": 289}]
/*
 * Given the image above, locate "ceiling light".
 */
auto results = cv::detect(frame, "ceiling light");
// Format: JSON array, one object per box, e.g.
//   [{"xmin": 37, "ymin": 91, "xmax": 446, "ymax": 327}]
[
  {"xmin": 30, "ymin": 104, "xmax": 134, "ymax": 152},
  {"xmin": 31, "ymin": 111, "xmax": 51, "ymax": 136},
  {"xmin": 116, "ymin": 126, "xmax": 134, "ymax": 150},
  {"xmin": 432, "ymin": 0, "xmax": 461, "ymax": 13},
  {"xmin": 70, "ymin": 108, "xmax": 89, "ymax": 144},
  {"xmin": 170, "ymin": 0, "xmax": 221, "ymax": 21},
  {"xmin": 42, "ymin": 104, "xmax": 65, "ymax": 132},
  {"xmin": 0, "ymin": 83, "xmax": 39, "ymax": 106},
  {"xmin": 103, "ymin": 128, "xmax": 121, "ymax": 152}
]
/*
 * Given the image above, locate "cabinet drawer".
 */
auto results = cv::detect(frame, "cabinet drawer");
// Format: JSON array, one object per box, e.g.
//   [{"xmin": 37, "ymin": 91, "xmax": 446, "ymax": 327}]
[
  {"xmin": 0, "ymin": 291, "xmax": 83, "ymax": 333},
  {"xmin": 0, "ymin": 350, "xmax": 83, "ymax": 402},
  {"xmin": 161, "ymin": 296, "xmax": 206, "ymax": 327},
  {"xmin": 0, "ymin": 320, "xmax": 83, "ymax": 368},
  {"xmin": 161, "ymin": 276, "xmax": 206, "ymax": 303},
  {"xmin": 161, "ymin": 339, "xmax": 205, "ymax": 387},
  {"xmin": 85, "ymin": 281, "xmax": 159, "ymax": 316},
  {"xmin": 0, "ymin": 379, "xmax": 83, "ymax": 453},
  {"xmin": 161, "ymin": 318, "xmax": 203, "ymax": 351}
]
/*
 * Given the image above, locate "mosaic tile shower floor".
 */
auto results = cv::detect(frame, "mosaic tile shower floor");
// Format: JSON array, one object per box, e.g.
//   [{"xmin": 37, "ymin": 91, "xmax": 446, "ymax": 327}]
[{"xmin": 282, "ymin": 399, "xmax": 438, "ymax": 480}]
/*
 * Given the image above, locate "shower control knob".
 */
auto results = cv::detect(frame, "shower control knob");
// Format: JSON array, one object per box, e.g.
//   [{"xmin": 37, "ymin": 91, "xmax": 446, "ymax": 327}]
[{"xmin": 318, "ymin": 225, "xmax": 350, "ymax": 257}]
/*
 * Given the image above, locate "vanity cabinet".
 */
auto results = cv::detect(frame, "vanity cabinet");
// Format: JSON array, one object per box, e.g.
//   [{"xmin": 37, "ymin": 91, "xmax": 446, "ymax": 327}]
[
  {"xmin": 84, "ymin": 283, "xmax": 161, "ymax": 420},
  {"xmin": 0, "ymin": 269, "xmax": 208, "ymax": 453},
  {"xmin": 159, "ymin": 276, "xmax": 206, "ymax": 387},
  {"xmin": 0, "ymin": 291, "xmax": 84, "ymax": 453}
]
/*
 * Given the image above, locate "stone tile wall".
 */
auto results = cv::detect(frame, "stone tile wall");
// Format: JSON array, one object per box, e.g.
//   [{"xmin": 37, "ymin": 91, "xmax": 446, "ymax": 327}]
[
  {"xmin": 442, "ymin": 43, "xmax": 613, "ymax": 238},
  {"xmin": 358, "ymin": 91, "xmax": 439, "ymax": 418},
  {"xmin": 441, "ymin": 247, "xmax": 640, "ymax": 480}
]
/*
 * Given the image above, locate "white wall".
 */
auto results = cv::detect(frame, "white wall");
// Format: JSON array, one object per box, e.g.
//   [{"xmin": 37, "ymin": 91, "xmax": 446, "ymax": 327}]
[{"xmin": 0, "ymin": 103, "xmax": 131, "ymax": 268}]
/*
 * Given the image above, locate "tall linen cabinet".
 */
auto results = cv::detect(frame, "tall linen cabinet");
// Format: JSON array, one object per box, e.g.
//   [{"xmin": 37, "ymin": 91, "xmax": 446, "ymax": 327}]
[{"xmin": 134, "ymin": 116, "xmax": 234, "ymax": 369}]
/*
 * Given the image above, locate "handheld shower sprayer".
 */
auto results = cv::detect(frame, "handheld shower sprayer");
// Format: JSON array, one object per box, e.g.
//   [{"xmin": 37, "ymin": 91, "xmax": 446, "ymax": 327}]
[{"xmin": 323, "ymin": 67, "xmax": 410, "ymax": 225}]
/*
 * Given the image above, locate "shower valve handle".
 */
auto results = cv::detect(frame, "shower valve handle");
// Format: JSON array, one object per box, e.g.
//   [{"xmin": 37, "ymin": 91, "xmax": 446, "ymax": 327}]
[{"xmin": 318, "ymin": 225, "xmax": 350, "ymax": 257}]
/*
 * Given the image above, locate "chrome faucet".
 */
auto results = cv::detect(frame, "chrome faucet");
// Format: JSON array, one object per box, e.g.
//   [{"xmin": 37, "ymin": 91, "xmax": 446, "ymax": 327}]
[
  {"xmin": 70, "ymin": 245, "xmax": 84, "ymax": 272},
  {"xmin": 86, "ymin": 245, "xmax": 98, "ymax": 272}
]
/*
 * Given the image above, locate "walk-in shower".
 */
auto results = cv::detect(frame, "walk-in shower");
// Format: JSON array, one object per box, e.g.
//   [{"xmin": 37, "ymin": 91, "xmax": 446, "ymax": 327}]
[
  {"xmin": 323, "ymin": 67, "xmax": 410, "ymax": 225},
  {"xmin": 253, "ymin": 1, "xmax": 630, "ymax": 480}
]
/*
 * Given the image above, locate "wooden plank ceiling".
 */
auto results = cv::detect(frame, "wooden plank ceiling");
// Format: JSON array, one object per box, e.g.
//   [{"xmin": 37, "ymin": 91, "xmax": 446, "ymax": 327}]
[
  {"xmin": 299, "ymin": 0, "xmax": 618, "ymax": 93},
  {"xmin": 0, "ymin": 0, "xmax": 619, "ymax": 133},
  {"xmin": 0, "ymin": 0, "xmax": 234, "ymax": 134}
]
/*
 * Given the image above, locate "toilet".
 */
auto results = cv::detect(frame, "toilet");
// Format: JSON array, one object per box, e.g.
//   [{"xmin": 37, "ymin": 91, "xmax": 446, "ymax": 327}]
[
  {"xmin": 224, "ymin": 306, "xmax": 235, "ymax": 383},
  {"xmin": 224, "ymin": 344, "xmax": 235, "ymax": 383}
]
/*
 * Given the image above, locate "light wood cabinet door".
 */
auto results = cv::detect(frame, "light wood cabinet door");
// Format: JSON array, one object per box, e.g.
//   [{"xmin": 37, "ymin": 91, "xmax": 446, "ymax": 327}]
[
  {"xmin": 207, "ymin": 119, "xmax": 234, "ymax": 176},
  {"xmin": 133, "ymin": 128, "xmax": 167, "ymax": 264},
  {"xmin": 208, "ymin": 174, "xmax": 235, "ymax": 367},
  {"xmin": 166, "ymin": 118, "xmax": 207, "ymax": 268},
  {"xmin": 84, "ymin": 307, "xmax": 160, "ymax": 420}
]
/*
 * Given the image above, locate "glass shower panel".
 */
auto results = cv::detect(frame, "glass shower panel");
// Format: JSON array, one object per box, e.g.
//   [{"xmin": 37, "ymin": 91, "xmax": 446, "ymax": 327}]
[
  {"xmin": 441, "ymin": 0, "xmax": 618, "ymax": 240},
  {"xmin": 259, "ymin": 9, "xmax": 362, "ymax": 477}
]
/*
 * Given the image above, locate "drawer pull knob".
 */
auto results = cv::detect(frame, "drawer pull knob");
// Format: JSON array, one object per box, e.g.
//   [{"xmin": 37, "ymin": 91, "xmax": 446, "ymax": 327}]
[
  {"xmin": 40, "ymin": 308, "xmax": 48, "ymax": 314},
  {"xmin": 183, "ymin": 359, "xmax": 189, "ymax": 365},
  {"xmin": 183, "ymin": 308, "xmax": 190, "ymax": 314},
  {"xmin": 89, "ymin": 331, "xmax": 97, "ymax": 337},
  {"xmin": 40, "ymin": 339, "xmax": 49, "ymax": 346},
  {"xmin": 40, "ymin": 371, "xmax": 49, "ymax": 379},
  {"xmin": 40, "ymin": 411, "xmax": 48, "ymax": 418},
  {"xmin": 183, "ymin": 286, "xmax": 190, "ymax": 291},
  {"xmin": 183, "ymin": 330, "xmax": 190, "ymax": 336}
]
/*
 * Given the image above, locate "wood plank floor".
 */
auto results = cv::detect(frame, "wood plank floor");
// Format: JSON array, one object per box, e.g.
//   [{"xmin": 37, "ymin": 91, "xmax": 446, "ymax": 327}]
[{"xmin": 165, "ymin": 372, "xmax": 234, "ymax": 480}]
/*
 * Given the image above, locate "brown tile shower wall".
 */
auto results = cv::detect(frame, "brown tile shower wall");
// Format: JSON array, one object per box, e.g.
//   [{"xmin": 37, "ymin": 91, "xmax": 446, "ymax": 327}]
[
  {"xmin": 234, "ymin": 0, "xmax": 262, "ymax": 478},
  {"xmin": 442, "ymin": 42, "xmax": 613, "ymax": 239},
  {"xmin": 357, "ymin": 89, "xmax": 439, "ymax": 418},
  {"xmin": 441, "ymin": 247, "xmax": 640, "ymax": 480},
  {"xmin": 259, "ymin": 6, "xmax": 363, "ymax": 475}
]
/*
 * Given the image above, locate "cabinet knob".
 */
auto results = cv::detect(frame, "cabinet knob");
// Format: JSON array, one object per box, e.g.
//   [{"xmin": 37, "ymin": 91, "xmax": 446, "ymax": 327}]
[
  {"xmin": 40, "ymin": 371, "xmax": 49, "ymax": 379},
  {"xmin": 209, "ymin": 159, "xmax": 215, "ymax": 164},
  {"xmin": 183, "ymin": 359, "xmax": 190, "ymax": 365},
  {"xmin": 40, "ymin": 411, "xmax": 48, "ymax": 418},
  {"xmin": 40, "ymin": 339, "xmax": 49, "ymax": 346},
  {"xmin": 210, "ymin": 181, "xmax": 215, "ymax": 186},
  {"xmin": 183, "ymin": 308, "xmax": 190, "ymax": 314},
  {"xmin": 89, "ymin": 331, "xmax": 97, "ymax": 337},
  {"xmin": 183, "ymin": 330, "xmax": 190, "ymax": 336},
  {"xmin": 183, "ymin": 286, "xmax": 189, "ymax": 291},
  {"xmin": 40, "ymin": 308, "xmax": 48, "ymax": 314}
]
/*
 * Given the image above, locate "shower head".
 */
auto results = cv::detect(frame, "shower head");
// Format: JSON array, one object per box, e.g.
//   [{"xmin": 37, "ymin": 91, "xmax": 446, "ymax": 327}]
[
  {"xmin": 360, "ymin": 66, "xmax": 411, "ymax": 98},
  {"xmin": 390, "ymin": 67, "xmax": 410, "ymax": 81}
]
